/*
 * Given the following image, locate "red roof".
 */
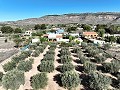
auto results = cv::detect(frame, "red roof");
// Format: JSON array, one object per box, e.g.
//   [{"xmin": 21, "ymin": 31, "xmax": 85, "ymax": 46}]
[
  {"xmin": 83, "ymin": 32, "xmax": 98, "ymax": 35},
  {"xmin": 56, "ymin": 34, "xmax": 62, "ymax": 38}
]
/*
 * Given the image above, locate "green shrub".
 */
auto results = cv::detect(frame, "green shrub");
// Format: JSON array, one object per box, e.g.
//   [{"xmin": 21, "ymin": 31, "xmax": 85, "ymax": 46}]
[
  {"xmin": 29, "ymin": 44, "xmax": 37, "ymax": 50},
  {"xmin": 36, "ymin": 46, "xmax": 44, "ymax": 53},
  {"xmin": 103, "ymin": 53, "xmax": 112, "ymax": 58},
  {"xmin": 60, "ymin": 42, "xmax": 72, "ymax": 47},
  {"xmin": 102, "ymin": 60, "xmax": 120, "ymax": 73},
  {"xmin": 83, "ymin": 61, "xmax": 96, "ymax": 73},
  {"xmin": 72, "ymin": 47, "xmax": 81, "ymax": 53},
  {"xmin": 94, "ymin": 55, "xmax": 106, "ymax": 63},
  {"xmin": 46, "ymin": 50, "xmax": 55, "ymax": 54},
  {"xmin": 117, "ymin": 73, "xmax": 120, "ymax": 89},
  {"xmin": 89, "ymin": 72, "xmax": 111, "ymax": 90},
  {"xmin": 60, "ymin": 50, "xmax": 71, "ymax": 55},
  {"xmin": 58, "ymin": 63, "xmax": 74, "ymax": 73},
  {"xmin": 61, "ymin": 47, "xmax": 69, "ymax": 50},
  {"xmin": 32, "ymin": 50, "xmax": 40, "ymax": 57},
  {"xmin": 78, "ymin": 56, "xmax": 90, "ymax": 64},
  {"xmin": 38, "ymin": 61, "xmax": 54, "ymax": 72},
  {"xmin": 30, "ymin": 73, "xmax": 48, "ymax": 90},
  {"xmin": 77, "ymin": 51, "xmax": 84, "ymax": 57},
  {"xmin": 17, "ymin": 60, "xmax": 32, "ymax": 72},
  {"xmin": 61, "ymin": 71, "xmax": 80, "ymax": 90},
  {"xmin": 103, "ymin": 43, "xmax": 111, "ymax": 50},
  {"xmin": 60, "ymin": 55, "xmax": 72, "ymax": 64},
  {"xmin": 2, "ymin": 69, "xmax": 25, "ymax": 90},
  {"xmin": 29, "ymin": 58, "xmax": 34, "ymax": 64},
  {"xmin": 81, "ymin": 42, "xmax": 87, "ymax": 48},
  {"xmin": 43, "ymin": 54, "xmax": 54, "ymax": 61},
  {"xmin": 3, "ymin": 61, "xmax": 16, "ymax": 72},
  {"xmin": 0, "ymin": 72, "xmax": 3, "ymax": 82}
]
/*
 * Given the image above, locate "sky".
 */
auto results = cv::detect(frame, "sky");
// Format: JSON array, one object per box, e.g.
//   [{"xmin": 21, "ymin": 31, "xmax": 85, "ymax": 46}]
[{"xmin": 0, "ymin": 0, "xmax": 120, "ymax": 21}]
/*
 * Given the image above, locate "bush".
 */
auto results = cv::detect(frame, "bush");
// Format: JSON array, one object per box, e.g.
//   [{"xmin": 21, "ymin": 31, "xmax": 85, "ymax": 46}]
[
  {"xmin": 32, "ymin": 50, "xmax": 40, "ymax": 57},
  {"xmin": 103, "ymin": 52, "xmax": 112, "ymax": 58},
  {"xmin": 43, "ymin": 54, "xmax": 54, "ymax": 61},
  {"xmin": 77, "ymin": 51, "xmax": 84, "ymax": 57},
  {"xmin": 2, "ymin": 69, "xmax": 25, "ymax": 90},
  {"xmin": 78, "ymin": 56, "xmax": 90, "ymax": 64},
  {"xmin": 30, "ymin": 73, "xmax": 48, "ymax": 90},
  {"xmin": 89, "ymin": 72, "xmax": 111, "ymax": 90},
  {"xmin": 72, "ymin": 47, "xmax": 81, "ymax": 53},
  {"xmin": 29, "ymin": 58, "xmax": 34, "ymax": 64},
  {"xmin": 46, "ymin": 50, "xmax": 55, "ymax": 54},
  {"xmin": 0, "ymin": 72, "xmax": 3, "ymax": 82},
  {"xmin": 103, "ymin": 43, "xmax": 111, "ymax": 50},
  {"xmin": 94, "ymin": 55, "xmax": 106, "ymax": 63},
  {"xmin": 83, "ymin": 61, "xmax": 96, "ymax": 73},
  {"xmin": 60, "ymin": 42, "xmax": 72, "ymax": 47},
  {"xmin": 60, "ymin": 55, "xmax": 72, "ymax": 64},
  {"xmin": 117, "ymin": 73, "xmax": 120, "ymax": 89},
  {"xmin": 17, "ymin": 60, "xmax": 32, "ymax": 72},
  {"xmin": 29, "ymin": 44, "xmax": 37, "ymax": 50},
  {"xmin": 36, "ymin": 46, "xmax": 44, "ymax": 53},
  {"xmin": 61, "ymin": 71, "xmax": 80, "ymax": 89},
  {"xmin": 60, "ymin": 49, "xmax": 71, "ymax": 55},
  {"xmin": 38, "ymin": 61, "xmax": 54, "ymax": 72},
  {"xmin": 102, "ymin": 60, "xmax": 120, "ymax": 74},
  {"xmin": 3, "ymin": 61, "xmax": 16, "ymax": 72},
  {"xmin": 81, "ymin": 42, "xmax": 87, "ymax": 48},
  {"xmin": 57, "ymin": 63, "xmax": 74, "ymax": 73}
]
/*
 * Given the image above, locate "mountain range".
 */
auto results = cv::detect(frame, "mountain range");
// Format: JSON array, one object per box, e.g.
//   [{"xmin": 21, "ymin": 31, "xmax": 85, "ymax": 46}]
[{"xmin": 1, "ymin": 12, "xmax": 120, "ymax": 25}]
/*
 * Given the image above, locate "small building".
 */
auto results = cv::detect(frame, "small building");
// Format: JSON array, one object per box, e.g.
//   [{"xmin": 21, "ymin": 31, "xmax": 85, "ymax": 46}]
[
  {"xmin": 43, "ymin": 34, "xmax": 63, "ymax": 42},
  {"xmin": 90, "ymin": 39, "xmax": 105, "ymax": 46},
  {"xmin": 69, "ymin": 33, "xmax": 79, "ymax": 37},
  {"xmin": 24, "ymin": 30, "xmax": 32, "ymax": 36},
  {"xmin": 56, "ymin": 29, "xmax": 64, "ymax": 34},
  {"xmin": 32, "ymin": 39, "xmax": 40, "ymax": 43},
  {"xmin": 83, "ymin": 32, "xmax": 98, "ymax": 39}
]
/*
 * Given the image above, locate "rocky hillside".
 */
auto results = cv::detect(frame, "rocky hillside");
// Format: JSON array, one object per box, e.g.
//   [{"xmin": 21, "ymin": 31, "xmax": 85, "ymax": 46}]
[{"xmin": 1, "ymin": 12, "xmax": 120, "ymax": 25}]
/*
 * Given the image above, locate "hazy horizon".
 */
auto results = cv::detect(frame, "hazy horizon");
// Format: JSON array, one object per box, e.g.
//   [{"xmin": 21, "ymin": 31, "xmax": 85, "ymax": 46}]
[{"xmin": 0, "ymin": 0, "xmax": 120, "ymax": 22}]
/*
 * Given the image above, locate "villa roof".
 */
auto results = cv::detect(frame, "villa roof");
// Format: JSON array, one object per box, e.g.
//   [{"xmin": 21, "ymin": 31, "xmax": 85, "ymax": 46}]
[{"xmin": 83, "ymin": 32, "xmax": 98, "ymax": 35}]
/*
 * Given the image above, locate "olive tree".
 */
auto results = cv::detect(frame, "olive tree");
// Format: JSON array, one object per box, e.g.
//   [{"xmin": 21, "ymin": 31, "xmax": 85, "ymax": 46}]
[
  {"xmin": 2, "ymin": 69, "xmax": 25, "ymax": 90},
  {"xmin": 102, "ymin": 60, "xmax": 120, "ymax": 74},
  {"xmin": 30, "ymin": 73, "xmax": 48, "ymax": 90},
  {"xmin": 17, "ymin": 60, "xmax": 32, "ymax": 72},
  {"xmin": 83, "ymin": 61, "xmax": 96, "ymax": 73},
  {"xmin": 3, "ymin": 61, "xmax": 16, "ymax": 72},
  {"xmin": 60, "ymin": 55, "xmax": 72, "ymax": 64},
  {"xmin": 37, "ymin": 61, "xmax": 54, "ymax": 72},
  {"xmin": 61, "ymin": 71, "xmax": 80, "ymax": 90},
  {"xmin": 57, "ymin": 63, "xmax": 74, "ymax": 73},
  {"xmin": 89, "ymin": 72, "xmax": 112, "ymax": 90}
]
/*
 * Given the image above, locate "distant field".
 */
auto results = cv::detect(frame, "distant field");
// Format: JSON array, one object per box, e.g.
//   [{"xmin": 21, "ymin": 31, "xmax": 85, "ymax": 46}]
[{"xmin": 0, "ymin": 37, "xmax": 19, "ymax": 62}]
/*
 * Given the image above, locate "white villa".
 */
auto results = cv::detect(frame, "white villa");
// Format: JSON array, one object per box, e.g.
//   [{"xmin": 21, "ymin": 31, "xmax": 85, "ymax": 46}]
[{"xmin": 24, "ymin": 30, "xmax": 33, "ymax": 36}]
